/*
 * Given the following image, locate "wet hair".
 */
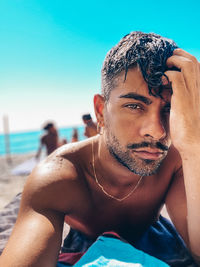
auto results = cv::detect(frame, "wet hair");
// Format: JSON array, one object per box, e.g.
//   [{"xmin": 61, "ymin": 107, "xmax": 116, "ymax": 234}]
[{"xmin": 101, "ymin": 31, "xmax": 178, "ymax": 101}]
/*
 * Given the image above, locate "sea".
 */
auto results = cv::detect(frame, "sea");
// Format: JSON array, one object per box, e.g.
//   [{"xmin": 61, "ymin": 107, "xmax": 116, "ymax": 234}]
[{"xmin": 0, "ymin": 125, "xmax": 85, "ymax": 155}]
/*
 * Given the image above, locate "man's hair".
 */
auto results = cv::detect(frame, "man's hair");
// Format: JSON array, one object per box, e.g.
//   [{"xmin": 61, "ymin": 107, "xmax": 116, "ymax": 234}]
[
  {"xmin": 101, "ymin": 31, "xmax": 178, "ymax": 101},
  {"xmin": 43, "ymin": 122, "xmax": 54, "ymax": 131},
  {"xmin": 82, "ymin": 114, "xmax": 92, "ymax": 121}
]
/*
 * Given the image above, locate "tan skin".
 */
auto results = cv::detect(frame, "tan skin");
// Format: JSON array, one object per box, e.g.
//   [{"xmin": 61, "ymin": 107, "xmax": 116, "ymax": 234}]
[
  {"xmin": 83, "ymin": 119, "xmax": 97, "ymax": 137},
  {"xmin": 36, "ymin": 126, "xmax": 59, "ymax": 158},
  {"xmin": 0, "ymin": 49, "xmax": 200, "ymax": 266}
]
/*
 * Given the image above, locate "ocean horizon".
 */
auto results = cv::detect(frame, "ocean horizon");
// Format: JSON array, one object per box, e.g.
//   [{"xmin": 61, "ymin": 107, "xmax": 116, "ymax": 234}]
[{"xmin": 0, "ymin": 125, "xmax": 85, "ymax": 155}]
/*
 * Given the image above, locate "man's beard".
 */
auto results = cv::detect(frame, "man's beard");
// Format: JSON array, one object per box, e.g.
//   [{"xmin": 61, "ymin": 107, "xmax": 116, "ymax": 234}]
[{"xmin": 105, "ymin": 129, "xmax": 169, "ymax": 176}]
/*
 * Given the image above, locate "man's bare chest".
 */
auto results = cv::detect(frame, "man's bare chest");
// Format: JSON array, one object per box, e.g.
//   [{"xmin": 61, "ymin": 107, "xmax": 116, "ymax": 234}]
[
  {"xmin": 65, "ymin": 157, "xmax": 176, "ymax": 242},
  {"xmin": 65, "ymin": 188, "xmax": 164, "ymax": 242}
]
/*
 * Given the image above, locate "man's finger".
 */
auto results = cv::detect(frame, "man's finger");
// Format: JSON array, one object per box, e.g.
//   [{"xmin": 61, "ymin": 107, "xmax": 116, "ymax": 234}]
[
  {"xmin": 165, "ymin": 70, "xmax": 187, "ymax": 96},
  {"xmin": 173, "ymin": 49, "xmax": 199, "ymax": 64},
  {"xmin": 166, "ymin": 55, "xmax": 197, "ymax": 93},
  {"xmin": 173, "ymin": 49, "xmax": 199, "ymax": 77}
]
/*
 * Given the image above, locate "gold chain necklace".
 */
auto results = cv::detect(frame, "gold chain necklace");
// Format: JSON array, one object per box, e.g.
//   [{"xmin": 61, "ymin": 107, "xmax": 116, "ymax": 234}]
[{"xmin": 92, "ymin": 139, "xmax": 143, "ymax": 202}]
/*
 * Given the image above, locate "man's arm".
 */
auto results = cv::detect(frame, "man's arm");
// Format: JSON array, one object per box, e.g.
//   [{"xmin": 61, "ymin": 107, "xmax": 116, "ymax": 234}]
[
  {"xmin": 165, "ymin": 49, "xmax": 200, "ymax": 262},
  {"xmin": 165, "ymin": 166, "xmax": 189, "ymax": 245},
  {"xmin": 0, "ymin": 158, "xmax": 71, "ymax": 267}
]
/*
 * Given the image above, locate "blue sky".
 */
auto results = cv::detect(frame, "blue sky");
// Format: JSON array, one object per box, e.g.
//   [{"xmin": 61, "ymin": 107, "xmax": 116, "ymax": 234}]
[{"xmin": 0, "ymin": 0, "xmax": 200, "ymax": 133}]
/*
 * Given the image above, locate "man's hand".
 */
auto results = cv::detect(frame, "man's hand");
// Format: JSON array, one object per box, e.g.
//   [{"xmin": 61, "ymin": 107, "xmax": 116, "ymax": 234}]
[
  {"xmin": 165, "ymin": 49, "xmax": 200, "ymax": 154},
  {"xmin": 165, "ymin": 49, "xmax": 200, "ymax": 260}
]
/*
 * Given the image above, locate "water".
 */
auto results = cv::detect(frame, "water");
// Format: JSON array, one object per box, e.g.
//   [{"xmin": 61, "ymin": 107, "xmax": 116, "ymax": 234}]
[{"xmin": 0, "ymin": 126, "xmax": 85, "ymax": 155}]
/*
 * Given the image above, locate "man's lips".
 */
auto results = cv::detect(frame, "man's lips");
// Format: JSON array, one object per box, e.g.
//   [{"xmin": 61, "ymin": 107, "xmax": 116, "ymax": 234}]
[{"xmin": 132, "ymin": 149, "xmax": 164, "ymax": 160}]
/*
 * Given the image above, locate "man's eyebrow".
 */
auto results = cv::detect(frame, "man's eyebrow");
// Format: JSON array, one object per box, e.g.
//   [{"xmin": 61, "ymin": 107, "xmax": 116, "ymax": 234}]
[{"xmin": 119, "ymin": 92, "xmax": 152, "ymax": 105}]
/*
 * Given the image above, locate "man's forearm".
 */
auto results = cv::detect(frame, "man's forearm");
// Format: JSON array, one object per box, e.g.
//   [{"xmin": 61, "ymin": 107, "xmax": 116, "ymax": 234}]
[{"xmin": 181, "ymin": 146, "xmax": 200, "ymax": 258}]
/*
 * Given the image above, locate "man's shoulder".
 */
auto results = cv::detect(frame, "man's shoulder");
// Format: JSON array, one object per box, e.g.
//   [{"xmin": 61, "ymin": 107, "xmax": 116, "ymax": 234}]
[
  {"xmin": 35, "ymin": 140, "xmax": 90, "ymax": 183},
  {"xmin": 23, "ymin": 140, "xmax": 92, "ymax": 213}
]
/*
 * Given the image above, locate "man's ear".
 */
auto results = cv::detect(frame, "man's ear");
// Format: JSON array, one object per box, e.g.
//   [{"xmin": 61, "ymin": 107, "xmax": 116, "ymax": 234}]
[{"xmin": 93, "ymin": 94, "xmax": 105, "ymax": 127}]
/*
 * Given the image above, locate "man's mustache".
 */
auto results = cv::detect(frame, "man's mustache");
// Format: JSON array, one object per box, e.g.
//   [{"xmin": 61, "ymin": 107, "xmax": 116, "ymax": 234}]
[{"xmin": 127, "ymin": 141, "xmax": 169, "ymax": 152}]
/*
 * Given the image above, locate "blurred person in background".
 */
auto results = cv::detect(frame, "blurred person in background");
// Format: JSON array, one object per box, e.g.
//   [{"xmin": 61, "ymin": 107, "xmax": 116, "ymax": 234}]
[
  {"xmin": 82, "ymin": 113, "xmax": 97, "ymax": 138},
  {"xmin": 36, "ymin": 122, "xmax": 66, "ymax": 159}
]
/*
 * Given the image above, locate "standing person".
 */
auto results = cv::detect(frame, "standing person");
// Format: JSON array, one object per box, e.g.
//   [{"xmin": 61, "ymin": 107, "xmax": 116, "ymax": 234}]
[
  {"xmin": 35, "ymin": 122, "xmax": 59, "ymax": 159},
  {"xmin": 82, "ymin": 113, "xmax": 97, "ymax": 138},
  {"xmin": 1, "ymin": 32, "xmax": 200, "ymax": 266}
]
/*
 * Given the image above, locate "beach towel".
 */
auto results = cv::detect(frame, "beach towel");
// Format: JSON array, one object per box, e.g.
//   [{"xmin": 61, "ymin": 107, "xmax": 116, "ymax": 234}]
[
  {"xmin": 0, "ymin": 193, "xmax": 21, "ymax": 254},
  {"xmin": 57, "ymin": 232, "xmax": 169, "ymax": 266},
  {"xmin": 58, "ymin": 218, "xmax": 197, "ymax": 267},
  {"xmin": 74, "ymin": 233, "xmax": 169, "ymax": 267}
]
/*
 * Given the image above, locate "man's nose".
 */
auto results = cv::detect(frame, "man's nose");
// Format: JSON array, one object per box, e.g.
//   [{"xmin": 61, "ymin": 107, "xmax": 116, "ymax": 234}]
[{"xmin": 139, "ymin": 114, "xmax": 167, "ymax": 141}]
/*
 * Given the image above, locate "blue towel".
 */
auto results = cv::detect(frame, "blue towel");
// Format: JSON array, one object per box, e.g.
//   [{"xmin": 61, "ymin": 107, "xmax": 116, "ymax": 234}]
[
  {"xmin": 74, "ymin": 235, "xmax": 169, "ymax": 267},
  {"xmin": 58, "ymin": 215, "xmax": 196, "ymax": 266},
  {"xmin": 134, "ymin": 215, "xmax": 196, "ymax": 266}
]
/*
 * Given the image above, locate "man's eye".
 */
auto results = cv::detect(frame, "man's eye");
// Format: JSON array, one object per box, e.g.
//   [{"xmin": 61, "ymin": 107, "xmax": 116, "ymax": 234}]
[{"xmin": 125, "ymin": 104, "xmax": 141, "ymax": 110}]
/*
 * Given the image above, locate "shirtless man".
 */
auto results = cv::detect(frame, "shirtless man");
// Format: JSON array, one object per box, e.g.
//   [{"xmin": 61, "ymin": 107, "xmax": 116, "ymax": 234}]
[
  {"xmin": 82, "ymin": 113, "xmax": 97, "ymax": 137},
  {"xmin": 36, "ymin": 122, "xmax": 59, "ymax": 158},
  {"xmin": 36, "ymin": 122, "xmax": 66, "ymax": 159},
  {"xmin": 1, "ymin": 31, "xmax": 200, "ymax": 266}
]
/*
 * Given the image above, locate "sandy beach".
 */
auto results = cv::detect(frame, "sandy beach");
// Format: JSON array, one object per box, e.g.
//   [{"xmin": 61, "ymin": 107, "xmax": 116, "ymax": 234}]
[{"xmin": 0, "ymin": 153, "xmax": 35, "ymax": 211}]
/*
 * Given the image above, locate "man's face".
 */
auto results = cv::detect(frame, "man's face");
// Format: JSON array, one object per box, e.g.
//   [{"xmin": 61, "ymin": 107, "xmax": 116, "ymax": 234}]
[
  {"xmin": 103, "ymin": 67, "xmax": 171, "ymax": 176},
  {"xmin": 49, "ymin": 126, "xmax": 57, "ymax": 134}
]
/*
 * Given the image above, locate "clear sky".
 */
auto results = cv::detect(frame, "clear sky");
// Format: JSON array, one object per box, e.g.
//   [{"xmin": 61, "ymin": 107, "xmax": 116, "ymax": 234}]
[{"xmin": 1, "ymin": 0, "xmax": 200, "ymax": 133}]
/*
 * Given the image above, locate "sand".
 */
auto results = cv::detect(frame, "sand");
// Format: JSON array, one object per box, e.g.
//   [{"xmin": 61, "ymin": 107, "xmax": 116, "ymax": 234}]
[{"xmin": 0, "ymin": 153, "xmax": 34, "ymax": 211}]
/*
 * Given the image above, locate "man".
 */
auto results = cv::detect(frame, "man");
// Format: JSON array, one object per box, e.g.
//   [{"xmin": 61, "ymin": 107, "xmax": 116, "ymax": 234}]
[
  {"xmin": 1, "ymin": 32, "xmax": 200, "ymax": 266},
  {"xmin": 82, "ymin": 113, "xmax": 97, "ymax": 137},
  {"xmin": 36, "ymin": 122, "xmax": 66, "ymax": 159}
]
